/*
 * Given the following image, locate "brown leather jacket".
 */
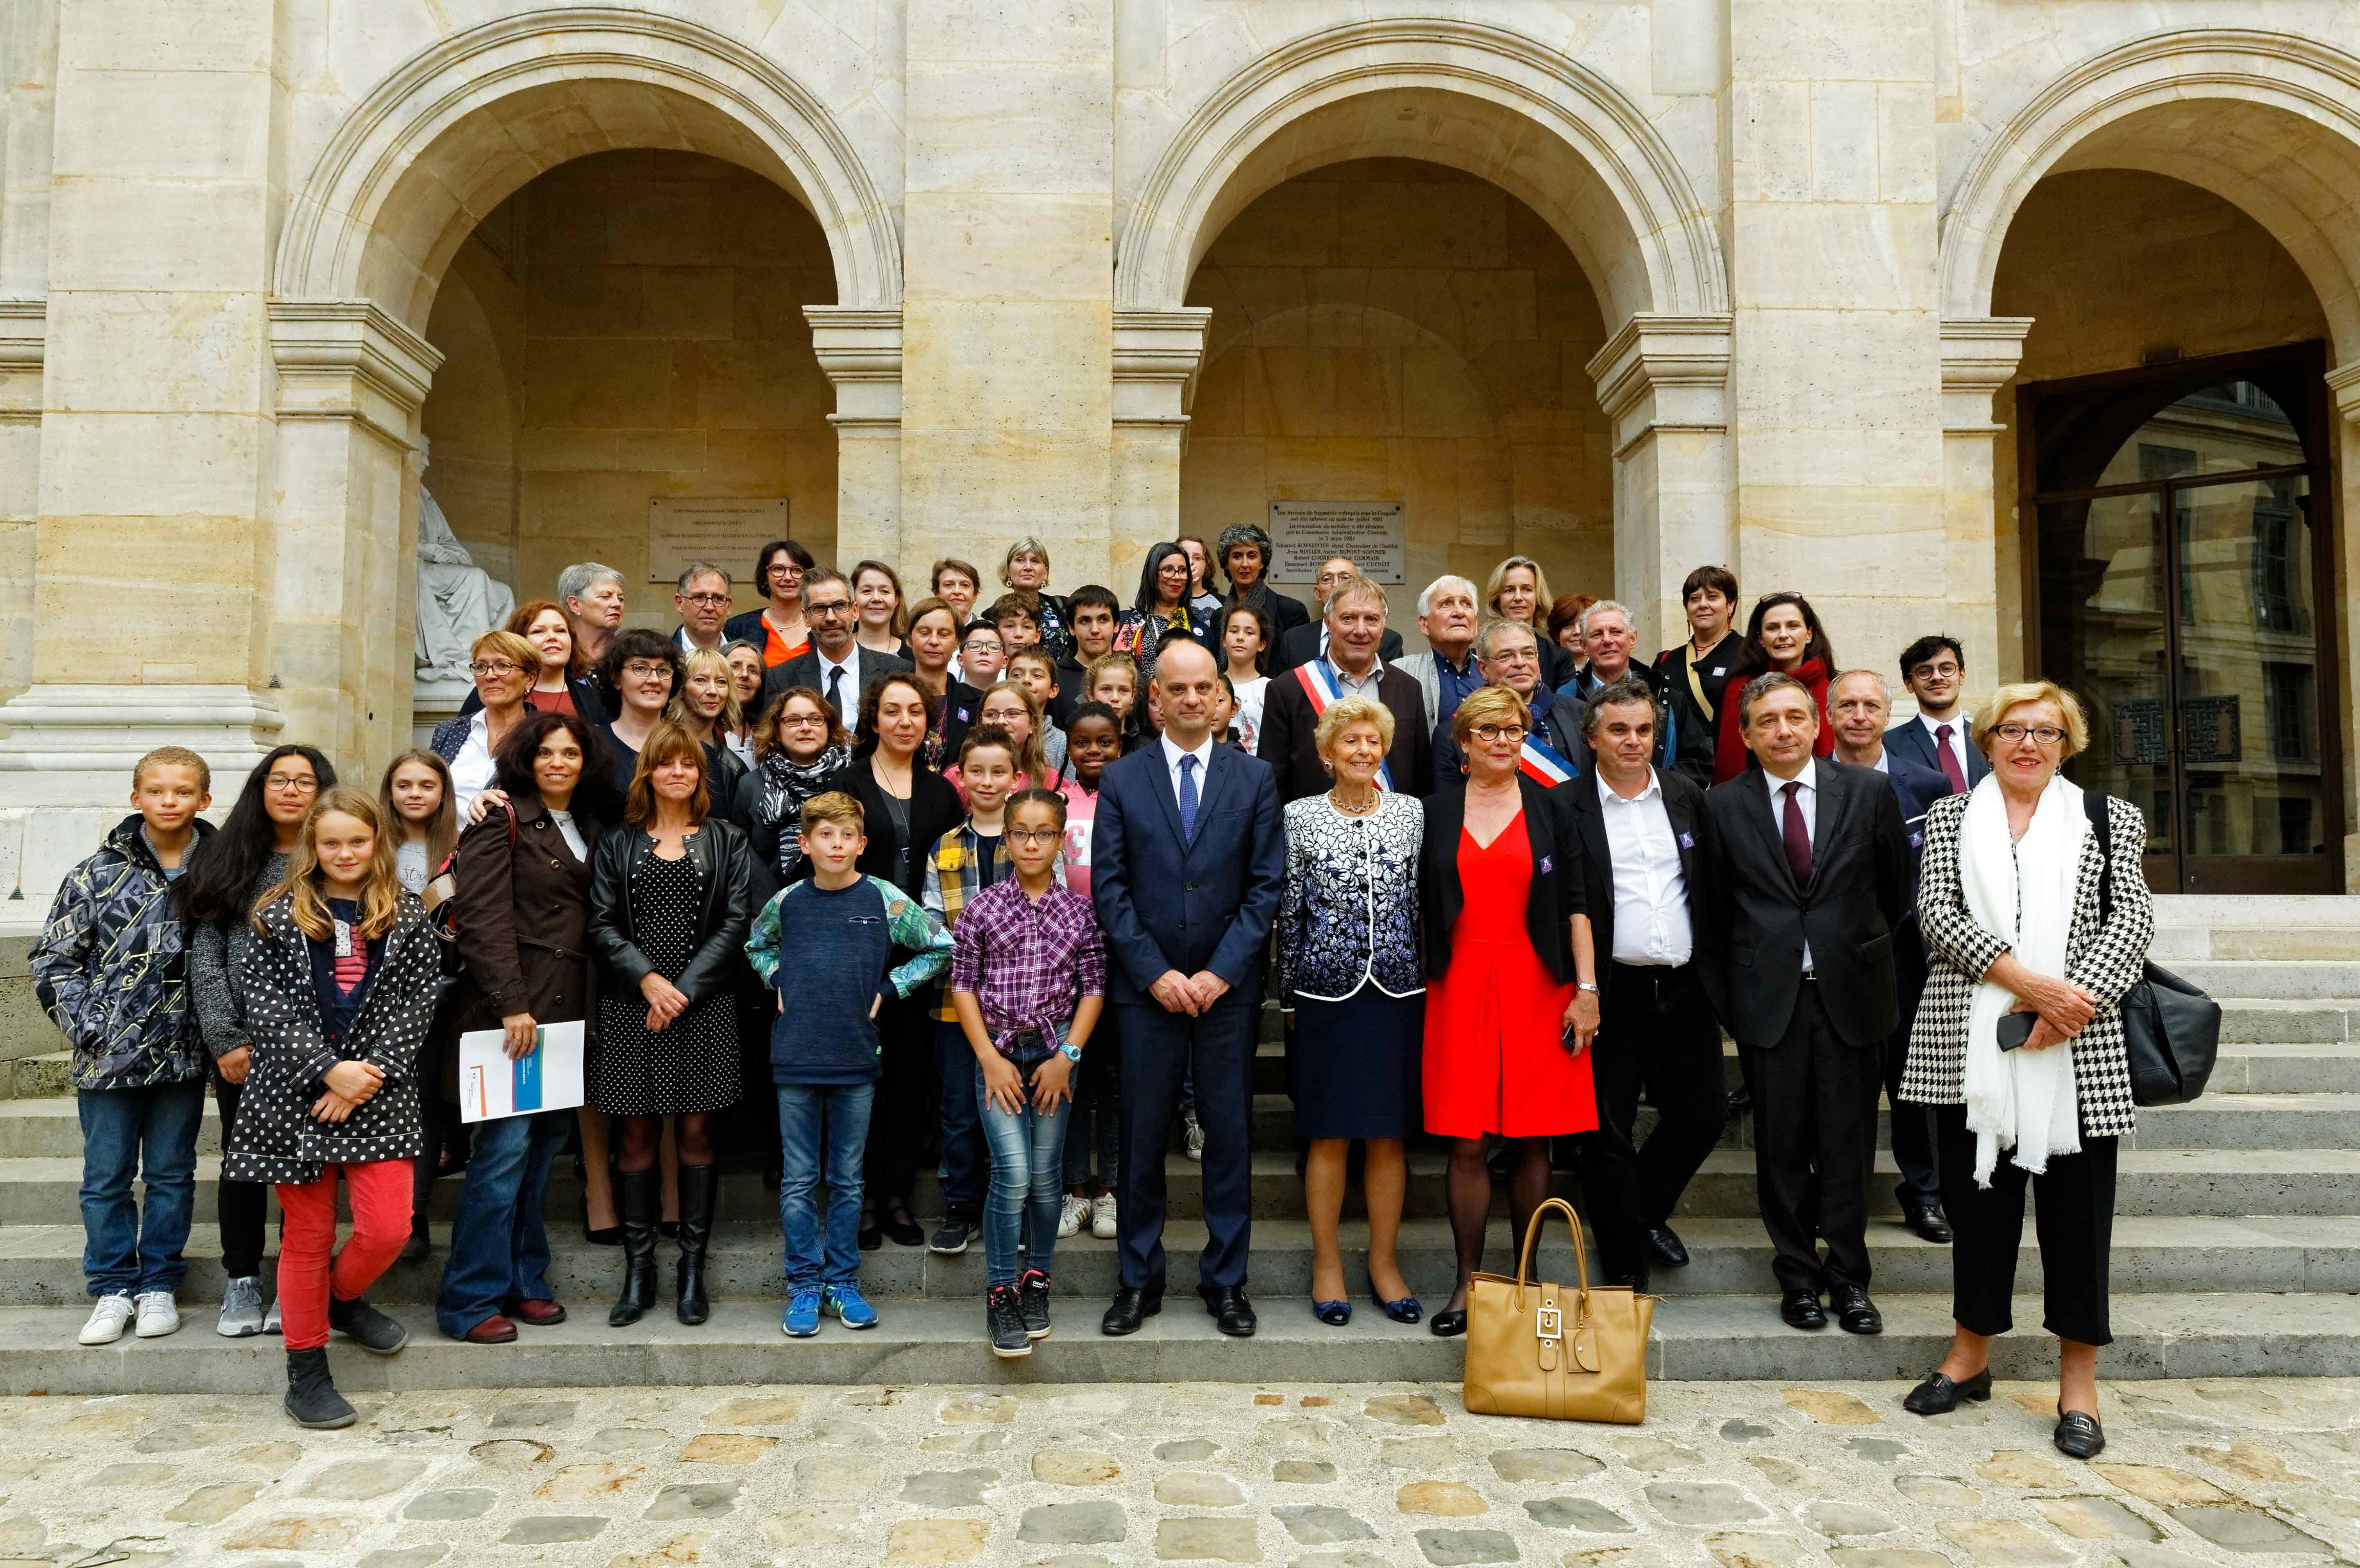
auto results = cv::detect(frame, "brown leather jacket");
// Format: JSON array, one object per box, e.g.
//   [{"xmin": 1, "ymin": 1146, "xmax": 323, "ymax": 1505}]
[{"xmin": 442, "ymin": 795, "xmax": 599, "ymax": 1092}]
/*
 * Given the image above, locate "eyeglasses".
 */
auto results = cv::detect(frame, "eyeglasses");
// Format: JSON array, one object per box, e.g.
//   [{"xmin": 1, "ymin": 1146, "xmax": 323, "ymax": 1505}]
[
  {"xmin": 806, "ymin": 599, "xmax": 853, "ymax": 617},
  {"xmin": 621, "ymin": 660, "xmax": 672, "ymax": 680},
  {"xmin": 680, "ymin": 592, "xmax": 731, "ymax": 608},
  {"xmin": 264, "ymin": 774, "xmax": 318, "ymax": 794},
  {"xmin": 781, "ymin": 714, "xmax": 828, "ymax": 728},
  {"xmin": 767, "ymin": 565, "xmax": 805, "ymax": 581},
  {"xmin": 1912, "ymin": 662, "xmax": 1963, "ymax": 680},
  {"xmin": 1006, "ymin": 826, "xmax": 1062, "ymax": 845},
  {"xmin": 470, "ymin": 659, "xmax": 524, "ymax": 677},
  {"xmin": 963, "ymin": 640, "xmax": 1003, "ymax": 654},
  {"xmin": 1992, "ymin": 723, "xmax": 2066, "ymax": 747},
  {"xmin": 1471, "ymin": 723, "xmax": 1528, "ymax": 743}
]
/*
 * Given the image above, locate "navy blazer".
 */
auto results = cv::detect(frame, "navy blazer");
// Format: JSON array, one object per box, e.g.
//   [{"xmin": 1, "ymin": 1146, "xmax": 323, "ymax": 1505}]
[
  {"xmin": 1089, "ymin": 741, "xmax": 1286, "ymax": 1005},
  {"xmin": 1885, "ymin": 716, "xmax": 1989, "ymax": 786},
  {"xmin": 1878, "ymin": 753, "xmax": 1956, "ymax": 869}
]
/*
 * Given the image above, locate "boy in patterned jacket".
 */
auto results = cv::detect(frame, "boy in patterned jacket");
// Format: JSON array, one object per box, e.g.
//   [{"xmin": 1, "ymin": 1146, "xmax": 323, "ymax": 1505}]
[
  {"xmin": 744, "ymin": 791, "xmax": 950, "ymax": 1339},
  {"xmin": 29, "ymin": 747, "xmax": 215, "ymax": 1346}
]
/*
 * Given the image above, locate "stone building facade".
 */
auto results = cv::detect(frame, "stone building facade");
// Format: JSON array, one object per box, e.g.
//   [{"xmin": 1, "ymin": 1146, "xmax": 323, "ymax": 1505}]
[{"xmin": 0, "ymin": 2, "xmax": 2353, "ymax": 896}]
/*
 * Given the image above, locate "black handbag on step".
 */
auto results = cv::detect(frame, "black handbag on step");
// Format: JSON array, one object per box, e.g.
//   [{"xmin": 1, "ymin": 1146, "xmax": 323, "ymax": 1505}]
[{"xmin": 2083, "ymin": 790, "xmax": 2219, "ymax": 1105}]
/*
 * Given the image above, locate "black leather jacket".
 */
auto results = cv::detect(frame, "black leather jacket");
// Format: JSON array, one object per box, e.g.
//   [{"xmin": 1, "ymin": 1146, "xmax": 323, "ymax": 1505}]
[{"xmin": 585, "ymin": 818, "xmax": 758, "ymax": 1006}]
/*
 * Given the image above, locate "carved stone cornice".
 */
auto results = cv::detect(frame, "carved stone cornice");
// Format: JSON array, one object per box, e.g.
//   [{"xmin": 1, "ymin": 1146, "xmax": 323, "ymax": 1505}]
[
  {"xmin": 1112, "ymin": 308, "xmax": 1212, "ymax": 430},
  {"xmin": 269, "ymin": 300, "xmax": 444, "ymax": 449},
  {"xmin": 0, "ymin": 299, "xmax": 43, "ymax": 424},
  {"xmin": 1940, "ymin": 317, "xmax": 2034, "ymax": 433},
  {"xmin": 1583, "ymin": 313, "xmax": 1731, "ymax": 459},
  {"xmin": 2325, "ymin": 359, "xmax": 2360, "ymax": 426}
]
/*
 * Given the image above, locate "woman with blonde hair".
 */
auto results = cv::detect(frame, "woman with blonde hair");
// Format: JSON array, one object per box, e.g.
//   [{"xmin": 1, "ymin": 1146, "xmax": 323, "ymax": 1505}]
[
  {"xmin": 228, "ymin": 787, "xmax": 437, "ymax": 1427},
  {"xmin": 587, "ymin": 723, "xmax": 756, "ymax": 1328},
  {"xmin": 1484, "ymin": 556, "xmax": 1576, "ymax": 691},
  {"xmin": 851, "ymin": 559, "xmax": 912, "ymax": 658},
  {"xmin": 1899, "ymin": 681, "xmax": 2154, "ymax": 1461},
  {"xmin": 432, "ymin": 629, "xmax": 542, "ymax": 817},
  {"xmin": 999, "ymin": 536, "xmax": 1071, "ymax": 662},
  {"xmin": 667, "ymin": 647, "xmax": 750, "ymax": 822}
]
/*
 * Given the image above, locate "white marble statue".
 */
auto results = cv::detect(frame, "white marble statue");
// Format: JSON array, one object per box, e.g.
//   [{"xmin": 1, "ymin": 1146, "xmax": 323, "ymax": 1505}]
[{"xmin": 414, "ymin": 481, "xmax": 516, "ymax": 688}]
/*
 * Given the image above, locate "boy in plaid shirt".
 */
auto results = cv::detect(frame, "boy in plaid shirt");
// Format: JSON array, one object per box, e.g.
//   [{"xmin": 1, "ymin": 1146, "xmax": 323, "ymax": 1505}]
[{"xmin": 950, "ymin": 787, "xmax": 1105, "ymax": 1357}]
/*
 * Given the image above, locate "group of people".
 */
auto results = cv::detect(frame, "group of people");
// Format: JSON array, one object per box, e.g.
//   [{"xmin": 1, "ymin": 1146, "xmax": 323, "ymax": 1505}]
[{"xmin": 30, "ymin": 530, "xmax": 2154, "ymax": 1459}]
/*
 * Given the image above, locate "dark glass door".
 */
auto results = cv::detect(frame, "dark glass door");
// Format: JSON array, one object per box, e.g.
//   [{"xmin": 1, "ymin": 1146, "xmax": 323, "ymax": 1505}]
[{"xmin": 2029, "ymin": 354, "xmax": 2340, "ymax": 893}]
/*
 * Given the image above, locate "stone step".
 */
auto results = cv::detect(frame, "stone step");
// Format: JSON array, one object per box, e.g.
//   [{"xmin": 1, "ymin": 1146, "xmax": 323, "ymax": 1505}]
[
  {"xmin": 2215, "ymin": 999, "xmax": 2358, "ymax": 1044},
  {"xmin": 2212, "ymin": 1039, "xmax": 2360, "ymax": 1094},
  {"xmin": 0, "ymin": 1289, "xmax": 2348, "ymax": 1396},
  {"xmin": 2163, "ymin": 960, "xmax": 2360, "ymax": 1000},
  {"xmin": 3, "ymin": 1212, "xmax": 2352, "ymax": 1310},
  {"xmin": 2123, "ymin": 1093, "xmax": 2360, "ymax": 1150}
]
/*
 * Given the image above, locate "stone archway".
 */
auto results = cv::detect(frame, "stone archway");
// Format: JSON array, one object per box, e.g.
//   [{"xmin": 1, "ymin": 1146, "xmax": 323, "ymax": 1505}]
[
  {"xmin": 1938, "ymin": 29, "xmax": 2360, "ymax": 879},
  {"xmin": 264, "ymin": 9, "xmax": 900, "ymax": 777},
  {"xmin": 1112, "ymin": 19, "xmax": 1732, "ymax": 647}
]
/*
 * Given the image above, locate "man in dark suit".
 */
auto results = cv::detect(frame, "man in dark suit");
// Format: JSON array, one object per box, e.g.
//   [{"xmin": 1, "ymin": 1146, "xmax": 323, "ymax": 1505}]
[
  {"xmin": 1885, "ymin": 633, "xmax": 1988, "ymax": 791},
  {"xmin": 1830, "ymin": 669, "xmax": 1957, "ymax": 1245},
  {"xmin": 1554, "ymin": 676, "xmax": 1726, "ymax": 1294},
  {"xmin": 1216, "ymin": 523, "xmax": 1310, "ymax": 641},
  {"xmin": 759, "ymin": 567, "xmax": 911, "ymax": 726},
  {"xmin": 1554, "ymin": 600, "xmax": 1677, "ymax": 773},
  {"xmin": 1090, "ymin": 638, "xmax": 1286, "ymax": 1338},
  {"xmin": 1259, "ymin": 576, "xmax": 1432, "ymax": 802},
  {"xmin": 1699, "ymin": 672, "xmax": 1912, "ymax": 1336},
  {"xmin": 1272, "ymin": 555, "xmax": 1405, "ymax": 671}
]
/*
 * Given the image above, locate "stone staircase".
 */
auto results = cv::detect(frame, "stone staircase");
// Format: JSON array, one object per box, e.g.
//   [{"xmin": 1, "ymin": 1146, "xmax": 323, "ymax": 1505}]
[{"xmin": 0, "ymin": 896, "xmax": 2352, "ymax": 1393}]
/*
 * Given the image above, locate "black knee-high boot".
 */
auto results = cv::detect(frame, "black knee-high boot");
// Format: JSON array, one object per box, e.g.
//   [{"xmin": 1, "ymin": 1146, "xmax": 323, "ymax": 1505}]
[
  {"xmin": 676, "ymin": 1163, "xmax": 719, "ymax": 1325},
  {"xmin": 609, "ymin": 1169, "xmax": 661, "ymax": 1327}
]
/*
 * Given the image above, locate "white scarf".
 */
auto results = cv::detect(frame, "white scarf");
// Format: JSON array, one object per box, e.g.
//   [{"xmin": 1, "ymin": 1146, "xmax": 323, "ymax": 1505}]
[{"xmin": 1958, "ymin": 773, "xmax": 2085, "ymax": 1185}]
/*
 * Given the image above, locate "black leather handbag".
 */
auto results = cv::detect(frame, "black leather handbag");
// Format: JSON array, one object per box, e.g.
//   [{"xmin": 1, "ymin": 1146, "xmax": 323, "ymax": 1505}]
[{"xmin": 2084, "ymin": 792, "xmax": 2219, "ymax": 1106}]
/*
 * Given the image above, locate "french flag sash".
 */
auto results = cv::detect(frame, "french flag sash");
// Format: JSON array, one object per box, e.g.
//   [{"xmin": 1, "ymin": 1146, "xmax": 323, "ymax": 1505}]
[
  {"xmin": 1294, "ymin": 660, "xmax": 1394, "ymax": 790},
  {"xmin": 1518, "ymin": 729, "xmax": 1580, "ymax": 788}
]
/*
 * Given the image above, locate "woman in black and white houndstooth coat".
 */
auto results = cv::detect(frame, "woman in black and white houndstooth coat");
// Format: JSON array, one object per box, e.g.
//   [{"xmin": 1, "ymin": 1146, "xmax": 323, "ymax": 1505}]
[{"xmin": 1896, "ymin": 681, "xmax": 2154, "ymax": 1460}]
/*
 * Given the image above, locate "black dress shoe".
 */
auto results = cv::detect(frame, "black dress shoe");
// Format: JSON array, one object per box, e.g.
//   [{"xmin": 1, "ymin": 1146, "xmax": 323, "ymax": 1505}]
[
  {"xmin": 1726, "ymin": 1083, "xmax": 1752, "ymax": 1112},
  {"xmin": 1902, "ymin": 1204, "xmax": 1953, "ymax": 1244},
  {"xmin": 1902, "ymin": 1367, "xmax": 1991, "ymax": 1415},
  {"xmin": 1101, "ymin": 1287, "xmax": 1162, "ymax": 1336},
  {"xmin": 1201, "ymin": 1285, "xmax": 1257, "ymax": 1337},
  {"xmin": 1429, "ymin": 1308, "xmax": 1468, "ymax": 1339},
  {"xmin": 1607, "ymin": 1271, "xmax": 1650, "ymax": 1293},
  {"xmin": 1645, "ymin": 1225, "xmax": 1689, "ymax": 1268},
  {"xmin": 2054, "ymin": 1406, "xmax": 2106, "ymax": 1460},
  {"xmin": 1831, "ymin": 1284, "xmax": 1883, "ymax": 1335},
  {"xmin": 1779, "ymin": 1289, "xmax": 1827, "ymax": 1330}
]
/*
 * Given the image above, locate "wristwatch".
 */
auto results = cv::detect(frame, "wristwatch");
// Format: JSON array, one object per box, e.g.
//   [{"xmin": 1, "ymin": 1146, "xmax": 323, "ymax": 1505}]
[
  {"xmin": 1577, "ymin": 982, "xmax": 1599, "ymax": 994},
  {"xmin": 1059, "ymin": 1042, "xmax": 1083, "ymax": 1063}
]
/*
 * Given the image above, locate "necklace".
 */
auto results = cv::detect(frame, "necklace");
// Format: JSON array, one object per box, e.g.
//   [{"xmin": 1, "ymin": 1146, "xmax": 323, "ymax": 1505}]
[{"xmin": 1328, "ymin": 784, "xmax": 1379, "ymax": 817}]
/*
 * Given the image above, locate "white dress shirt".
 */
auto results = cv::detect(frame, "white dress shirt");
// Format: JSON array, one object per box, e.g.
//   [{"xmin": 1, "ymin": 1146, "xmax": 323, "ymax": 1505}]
[
  {"xmin": 1327, "ymin": 654, "xmax": 1384, "ymax": 701},
  {"xmin": 1763, "ymin": 757, "xmax": 1818, "ymax": 972},
  {"xmin": 449, "ymin": 711, "xmax": 499, "ymax": 818},
  {"xmin": 1917, "ymin": 712, "xmax": 1970, "ymax": 769},
  {"xmin": 1596, "ymin": 768, "xmax": 1692, "ymax": 966},
  {"xmin": 815, "ymin": 645, "xmax": 860, "ymax": 716},
  {"xmin": 1161, "ymin": 731, "xmax": 1217, "ymax": 804}
]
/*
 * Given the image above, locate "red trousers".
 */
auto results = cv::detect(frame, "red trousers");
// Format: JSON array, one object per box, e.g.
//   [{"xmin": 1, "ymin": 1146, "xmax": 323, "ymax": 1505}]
[{"xmin": 274, "ymin": 1160, "xmax": 412, "ymax": 1352}]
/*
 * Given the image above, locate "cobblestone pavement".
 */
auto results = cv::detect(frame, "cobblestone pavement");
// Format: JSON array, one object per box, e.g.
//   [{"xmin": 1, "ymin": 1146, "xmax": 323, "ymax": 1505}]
[{"xmin": 0, "ymin": 1376, "xmax": 2353, "ymax": 1566}]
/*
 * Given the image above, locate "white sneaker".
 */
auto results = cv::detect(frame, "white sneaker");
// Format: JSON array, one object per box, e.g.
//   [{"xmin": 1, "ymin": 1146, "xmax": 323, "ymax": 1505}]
[
  {"xmin": 1090, "ymin": 1192, "xmax": 1118, "ymax": 1240},
  {"xmin": 217, "ymin": 1276, "xmax": 264, "ymax": 1338},
  {"xmin": 1057, "ymin": 1193, "xmax": 1089, "ymax": 1239},
  {"xmin": 262, "ymin": 1295, "xmax": 282, "ymax": 1335},
  {"xmin": 1182, "ymin": 1106, "xmax": 1205, "ymax": 1162},
  {"xmin": 133, "ymin": 1291, "xmax": 181, "ymax": 1338},
  {"xmin": 78, "ymin": 1293, "xmax": 134, "ymax": 1345}
]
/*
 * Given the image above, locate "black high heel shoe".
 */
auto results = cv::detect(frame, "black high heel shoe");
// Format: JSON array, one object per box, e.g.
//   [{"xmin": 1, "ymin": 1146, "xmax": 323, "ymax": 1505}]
[{"xmin": 1429, "ymin": 1307, "xmax": 1467, "ymax": 1338}]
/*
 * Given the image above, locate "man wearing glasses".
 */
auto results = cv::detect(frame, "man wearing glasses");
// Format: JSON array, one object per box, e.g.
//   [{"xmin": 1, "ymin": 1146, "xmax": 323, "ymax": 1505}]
[
  {"xmin": 1273, "ymin": 555, "xmax": 1405, "ymax": 672},
  {"xmin": 672, "ymin": 564, "xmax": 736, "ymax": 656},
  {"xmin": 1886, "ymin": 634, "xmax": 1989, "ymax": 790},
  {"xmin": 760, "ymin": 567, "xmax": 911, "ymax": 726}
]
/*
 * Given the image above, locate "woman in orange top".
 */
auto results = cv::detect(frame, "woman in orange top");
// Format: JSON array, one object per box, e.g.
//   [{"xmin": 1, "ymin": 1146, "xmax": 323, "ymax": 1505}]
[
  {"xmin": 1418, "ymin": 685, "xmax": 1599, "ymax": 1338},
  {"xmin": 724, "ymin": 540, "xmax": 816, "ymax": 667}
]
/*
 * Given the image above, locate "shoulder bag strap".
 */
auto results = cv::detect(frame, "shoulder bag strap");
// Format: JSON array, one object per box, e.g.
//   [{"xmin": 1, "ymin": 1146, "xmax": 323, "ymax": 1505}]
[{"xmin": 2082, "ymin": 787, "xmax": 2112, "ymax": 924}]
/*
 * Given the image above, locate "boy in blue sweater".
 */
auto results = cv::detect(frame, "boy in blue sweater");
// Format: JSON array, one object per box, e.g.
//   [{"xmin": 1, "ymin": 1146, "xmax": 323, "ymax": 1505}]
[{"xmin": 745, "ymin": 790, "xmax": 951, "ymax": 1338}]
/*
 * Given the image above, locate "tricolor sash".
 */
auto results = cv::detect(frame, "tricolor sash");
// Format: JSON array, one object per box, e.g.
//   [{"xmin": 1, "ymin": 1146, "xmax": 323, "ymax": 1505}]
[
  {"xmin": 1518, "ymin": 730, "xmax": 1580, "ymax": 787},
  {"xmin": 1294, "ymin": 660, "xmax": 1394, "ymax": 790}
]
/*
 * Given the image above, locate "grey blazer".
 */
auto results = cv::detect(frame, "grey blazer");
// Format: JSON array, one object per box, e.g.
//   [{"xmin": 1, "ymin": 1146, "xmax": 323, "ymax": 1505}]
[{"xmin": 1393, "ymin": 652, "xmax": 1443, "ymax": 735}]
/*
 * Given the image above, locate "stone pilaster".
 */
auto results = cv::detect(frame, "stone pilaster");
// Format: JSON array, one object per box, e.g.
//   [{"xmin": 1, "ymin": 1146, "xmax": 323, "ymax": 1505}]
[
  {"xmin": 0, "ymin": 300, "xmax": 41, "ymax": 699},
  {"xmin": 1940, "ymin": 317, "xmax": 2033, "ymax": 687},
  {"xmin": 1586, "ymin": 313, "xmax": 1734, "ymax": 653},
  {"xmin": 1111, "ymin": 307, "xmax": 1210, "ymax": 590},
  {"xmin": 805, "ymin": 306, "xmax": 903, "ymax": 570}
]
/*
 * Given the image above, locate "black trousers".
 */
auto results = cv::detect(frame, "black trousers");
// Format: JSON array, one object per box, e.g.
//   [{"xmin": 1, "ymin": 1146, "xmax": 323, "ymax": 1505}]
[
  {"xmin": 1576, "ymin": 962, "xmax": 1727, "ymax": 1281},
  {"xmin": 212, "ymin": 1070, "xmax": 268, "ymax": 1279},
  {"xmin": 1934, "ymin": 1103, "xmax": 2116, "ymax": 1346},
  {"xmin": 865, "ymin": 992, "xmax": 935, "ymax": 1211},
  {"xmin": 1739, "ymin": 981, "xmax": 1881, "ymax": 1295},
  {"xmin": 1114, "ymin": 990, "xmax": 1257, "ymax": 1293},
  {"xmin": 1885, "ymin": 916, "xmax": 1940, "ymax": 1210}
]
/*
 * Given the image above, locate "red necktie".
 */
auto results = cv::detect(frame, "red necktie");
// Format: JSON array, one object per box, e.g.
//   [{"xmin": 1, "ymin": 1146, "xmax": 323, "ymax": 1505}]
[
  {"xmin": 1934, "ymin": 722, "xmax": 1967, "ymax": 793},
  {"xmin": 1780, "ymin": 780, "xmax": 1813, "ymax": 888}
]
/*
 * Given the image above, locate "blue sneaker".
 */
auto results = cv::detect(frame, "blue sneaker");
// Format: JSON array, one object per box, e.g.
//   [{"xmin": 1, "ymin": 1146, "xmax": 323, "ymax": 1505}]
[
  {"xmin": 821, "ymin": 1282, "xmax": 878, "ymax": 1330},
  {"xmin": 782, "ymin": 1287, "xmax": 822, "ymax": 1338}
]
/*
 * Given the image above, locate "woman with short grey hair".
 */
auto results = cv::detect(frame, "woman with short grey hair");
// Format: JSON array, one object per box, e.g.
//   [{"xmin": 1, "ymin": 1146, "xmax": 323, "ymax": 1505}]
[{"xmin": 558, "ymin": 562, "xmax": 627, "ymax": 672}]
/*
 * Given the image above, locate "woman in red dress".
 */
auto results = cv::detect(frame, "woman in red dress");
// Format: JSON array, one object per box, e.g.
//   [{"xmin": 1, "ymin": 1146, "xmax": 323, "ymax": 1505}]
[{"xmin": 1419, "ymin": 685, "xmax": 1600, "ymax": 1337}]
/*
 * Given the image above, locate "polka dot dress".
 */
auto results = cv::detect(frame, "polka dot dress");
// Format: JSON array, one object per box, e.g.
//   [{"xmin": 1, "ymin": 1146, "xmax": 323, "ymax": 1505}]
[{"xmin": 591, "ymin": 845, "xmax": 741, "ymax": 1115}]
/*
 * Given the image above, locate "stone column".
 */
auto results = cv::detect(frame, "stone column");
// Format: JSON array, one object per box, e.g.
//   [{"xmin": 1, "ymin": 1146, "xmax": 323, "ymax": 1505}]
[
  {"xmin": 900, "ymin": 1, "xmax": 1114, "ymax": 586},
  {"xmin": 1725, "ymin": 0, "xmax": 1947, "ymax": 666},
  {"xmin": 805, "ymin": 306, "xmax": 903, "ymax": 570},
  {"xmin": 1587, "ymin": 314, "xmax": 1735, "ymax": 653},
  {"xmin": 2326, "ymin": 359, "xmax": 2360, "ymax": 889},
  {"xmin": 1111, "ymin": 307, "xmax": 1210, "ymax": 591},
  {"xmin": 1940, "ymin": 317, "xmax": 2032, "ymax": 687},
  {"xmin": 0, "ymin": 0, "xmax": 285, "ymax": 898}
]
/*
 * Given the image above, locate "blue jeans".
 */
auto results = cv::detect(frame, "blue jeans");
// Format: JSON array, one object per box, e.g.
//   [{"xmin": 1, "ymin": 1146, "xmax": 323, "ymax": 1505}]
[
  {"xmin": 435, "ymin": 1109, "xmax": 570, "ymax": 1338},
  {"xmin": 779, "ymin": 1083, "xmax": 873, "ymax": 1289},
  {"xmin": 976, "ymin": 1035, "xmax": 1071, "ymax": 1287},
  {"xmin": 76, "ymin": 1081, "xmax": 205, "ymax": 1297},
  {"xmin": 934, "ymin": 1020, "xmax": 987, "ymax": 1214}
]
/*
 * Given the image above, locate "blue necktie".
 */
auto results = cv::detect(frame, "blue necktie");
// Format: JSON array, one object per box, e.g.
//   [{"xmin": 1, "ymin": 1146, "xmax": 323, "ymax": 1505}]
[{"xmin": 1177, "ymin": 753, "xmax": 1200, "ymax": 845}]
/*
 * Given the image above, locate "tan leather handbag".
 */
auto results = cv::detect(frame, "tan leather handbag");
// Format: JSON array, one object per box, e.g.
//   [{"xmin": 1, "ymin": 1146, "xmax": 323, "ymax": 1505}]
[{"xmin": 1461, "ymin": 1197, "xmax": 1655, "ymax": 1424}]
